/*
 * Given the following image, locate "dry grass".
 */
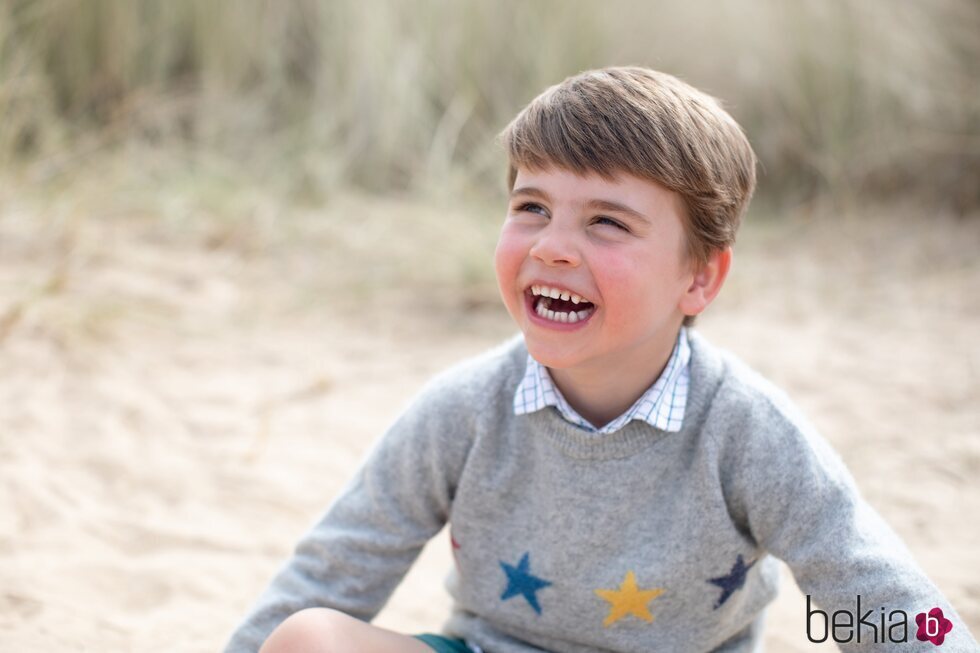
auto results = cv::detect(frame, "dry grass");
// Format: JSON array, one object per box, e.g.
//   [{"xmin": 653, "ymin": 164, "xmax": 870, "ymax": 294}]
[{"xmin": 2, "ymin": 0, "xmax": 978, "ymax": 208}]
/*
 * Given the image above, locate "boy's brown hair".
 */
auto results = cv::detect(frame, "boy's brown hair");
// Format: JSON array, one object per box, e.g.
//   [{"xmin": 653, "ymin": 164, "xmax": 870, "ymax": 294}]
[{"xmin": 499, "ymin": 66, "xmax": 757, "ymax": 326}]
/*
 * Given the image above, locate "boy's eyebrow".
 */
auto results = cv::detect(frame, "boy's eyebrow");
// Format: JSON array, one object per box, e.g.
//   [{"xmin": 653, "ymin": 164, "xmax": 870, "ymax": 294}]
[
  {"xmin": 511, "ymin": 186, "xmax": 650, "ymax": 224},
  {"xmin": 587, "ymin": 199, "xmax": 650, "ymax": 225}
]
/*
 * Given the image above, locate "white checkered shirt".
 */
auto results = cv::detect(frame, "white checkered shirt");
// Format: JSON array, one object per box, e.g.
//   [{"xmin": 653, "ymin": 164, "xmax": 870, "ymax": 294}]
[{"xmin": 513, "ymin": 328, "xmax": 691, "ymax": 434}]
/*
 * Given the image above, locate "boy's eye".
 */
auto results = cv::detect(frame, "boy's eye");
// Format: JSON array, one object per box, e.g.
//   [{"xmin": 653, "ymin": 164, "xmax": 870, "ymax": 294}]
[
  {"xmin": 594, "ymin": 216, "xmax": 628, "ymax": 231},
  {"xmin": 516, "ymin": 202, "xmax": 548, "ymax": 216}
]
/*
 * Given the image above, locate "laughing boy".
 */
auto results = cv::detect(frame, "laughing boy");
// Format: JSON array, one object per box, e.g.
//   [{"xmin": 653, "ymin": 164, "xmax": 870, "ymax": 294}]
[{"xmin": 225, "ymin": 67, "xmax": 976, "ymax": 652}]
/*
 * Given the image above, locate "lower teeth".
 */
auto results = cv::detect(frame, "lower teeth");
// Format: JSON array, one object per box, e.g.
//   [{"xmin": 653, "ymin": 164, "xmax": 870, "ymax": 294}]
[{"xmin": 535, "ymin": 297, "xmax": 593, "ymax": 323}]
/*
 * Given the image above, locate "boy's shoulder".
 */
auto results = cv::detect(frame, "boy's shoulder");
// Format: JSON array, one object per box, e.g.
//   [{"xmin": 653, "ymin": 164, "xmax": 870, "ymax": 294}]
[
  {"xmin": 404, "ymin": 333, "xmax": 528, "ymax": 418},
  {"xmin": 689, "ymin": 330, "xmax": 849, "ymax": 473},
  {"xmin": 373, "ymin": 335, "xmax": 528, "ymax": 459},
  {"xmin": 688, "ymin": 330, "xmax": 823, "ymax": 442}
]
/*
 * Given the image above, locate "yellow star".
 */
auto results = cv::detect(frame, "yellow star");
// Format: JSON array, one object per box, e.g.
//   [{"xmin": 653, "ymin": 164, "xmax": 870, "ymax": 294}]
[{"xmin": 594, "ymin": 571, "xmax": 666, "ymax": 627}]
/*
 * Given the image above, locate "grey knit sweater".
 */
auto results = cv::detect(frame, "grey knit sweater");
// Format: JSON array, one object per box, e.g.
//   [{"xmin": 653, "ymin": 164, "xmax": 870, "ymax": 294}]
[{"xmin": 224, "ymin": 331, "xmax": 976, "ymax": 652}]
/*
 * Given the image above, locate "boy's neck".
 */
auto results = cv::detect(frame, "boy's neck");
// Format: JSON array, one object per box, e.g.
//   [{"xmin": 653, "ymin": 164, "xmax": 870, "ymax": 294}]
[{"xmin": 546, "ymin": 327, "xmax": 683, "ymax": 430}]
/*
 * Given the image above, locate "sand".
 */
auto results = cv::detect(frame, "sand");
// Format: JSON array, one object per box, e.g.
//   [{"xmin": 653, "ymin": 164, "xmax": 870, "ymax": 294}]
[{"xmin": 1, "ymin": 194, "xmax": 977, "ymax": 652}]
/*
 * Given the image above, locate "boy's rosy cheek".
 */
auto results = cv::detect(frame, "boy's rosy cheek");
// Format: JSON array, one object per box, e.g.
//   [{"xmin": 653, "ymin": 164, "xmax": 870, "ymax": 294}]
[
  {"xmin": 592, "ymin": 255, "xmax": 632, "ymax": 289},
  {"xmin": 493, "ymin": 259, "xmax": 515, "ymax": 296},
  {"xmin": 493, "ymin": 237, "xmax": 524, "ymax": 278}
]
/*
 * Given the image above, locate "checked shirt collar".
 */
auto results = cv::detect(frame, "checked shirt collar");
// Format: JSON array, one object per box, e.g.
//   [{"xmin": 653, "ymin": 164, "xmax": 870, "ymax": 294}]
[{"xmin": 513, "ymin": 328, "xmax": 691, "ymax": 434}]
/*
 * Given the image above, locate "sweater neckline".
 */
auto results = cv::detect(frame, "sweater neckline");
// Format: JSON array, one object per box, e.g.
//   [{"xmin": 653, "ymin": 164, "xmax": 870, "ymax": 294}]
[{"xmin": 519, "ymin": 330, "xmax": 725, "ymax": 460}]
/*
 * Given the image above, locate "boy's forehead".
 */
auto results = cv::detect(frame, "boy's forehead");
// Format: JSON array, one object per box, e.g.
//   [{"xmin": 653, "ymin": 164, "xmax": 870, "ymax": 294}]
[
  {"xmin": 512, "ymin": 162, "xmax": 624, "ymax": 186},
  {"xmin": 511, "ymin": 166, "xmax": 677, "ymax": 208}
]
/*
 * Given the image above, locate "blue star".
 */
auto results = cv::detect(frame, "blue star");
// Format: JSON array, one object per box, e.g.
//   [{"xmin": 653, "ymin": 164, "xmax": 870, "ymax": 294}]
[
  {"xmin": 708, "ymin": 554, "xmax": 756, "ymax": 609},
  {"xmin": 499, "ymin": 552, "xmax": 552, "ymax": 614}
]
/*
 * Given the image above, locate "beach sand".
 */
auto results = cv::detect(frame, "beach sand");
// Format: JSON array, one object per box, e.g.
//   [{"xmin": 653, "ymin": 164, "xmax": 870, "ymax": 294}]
[{"xmin": 1, "ymin": 196, "xmax": 977, "ymax": 651}]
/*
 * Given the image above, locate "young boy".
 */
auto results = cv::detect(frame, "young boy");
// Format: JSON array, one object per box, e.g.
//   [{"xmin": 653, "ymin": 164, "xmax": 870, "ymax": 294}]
[{"xmin": 224, "ymin": 67, "xmax": 975, "ymax": 652}]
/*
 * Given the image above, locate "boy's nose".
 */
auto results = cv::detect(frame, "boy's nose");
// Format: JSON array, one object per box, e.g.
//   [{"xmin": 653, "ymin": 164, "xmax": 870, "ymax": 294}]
[{"xmin": 529, "ymin": 226, "xmax": 581, "ymax": 267}]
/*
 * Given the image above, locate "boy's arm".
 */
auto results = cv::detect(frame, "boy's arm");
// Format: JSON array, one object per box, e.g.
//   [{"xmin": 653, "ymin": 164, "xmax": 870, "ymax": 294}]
[
  {"xmin": 223, "ymin": 376, "xmax": 476, "ymax": 653},
  {"xmin": 723, "ymin": 396, "xmax": 977, "ymax": 652}
]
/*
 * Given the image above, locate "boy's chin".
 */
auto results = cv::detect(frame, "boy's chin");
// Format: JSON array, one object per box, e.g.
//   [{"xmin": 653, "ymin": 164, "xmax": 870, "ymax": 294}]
[{"xmin": 522, "ymin": 340, "xmax": 584, "ymax": 371}]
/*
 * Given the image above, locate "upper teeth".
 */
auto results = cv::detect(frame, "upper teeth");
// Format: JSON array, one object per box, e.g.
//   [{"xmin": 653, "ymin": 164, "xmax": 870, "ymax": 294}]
[{"xmin": 531, "ymin": 285, "xmax": 588, "ymax": 305}]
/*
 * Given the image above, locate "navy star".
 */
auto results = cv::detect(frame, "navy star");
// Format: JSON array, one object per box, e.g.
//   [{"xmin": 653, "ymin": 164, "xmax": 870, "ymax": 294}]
[
  {"xmin": 499, "ymin": 552, "xmax": 553, "ymax": 614},
  {"xmin": 708, "ymin": 554, "xmax": 756, "ymax": 609}
]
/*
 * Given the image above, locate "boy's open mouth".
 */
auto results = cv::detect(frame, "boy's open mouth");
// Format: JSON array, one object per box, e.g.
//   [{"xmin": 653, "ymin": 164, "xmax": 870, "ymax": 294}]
[{"xmin": 528, "ymin": 284, "xmax": 596, "ymax": 324}]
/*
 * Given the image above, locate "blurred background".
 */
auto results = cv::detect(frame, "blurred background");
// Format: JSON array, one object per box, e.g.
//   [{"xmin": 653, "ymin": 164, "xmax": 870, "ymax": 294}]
[
  {"xmin": 2, "ymin": 0, "xmax": 978, "ymax": 207},
  {"xmin": 1, "ymin": 1, "xmax": 977, "ymax": 651}
]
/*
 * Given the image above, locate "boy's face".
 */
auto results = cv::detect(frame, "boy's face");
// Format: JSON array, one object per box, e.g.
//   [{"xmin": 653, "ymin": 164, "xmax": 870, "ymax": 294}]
[{"xmin": 494, "ymin": 166, "xmax": 697, "ymax": 375}]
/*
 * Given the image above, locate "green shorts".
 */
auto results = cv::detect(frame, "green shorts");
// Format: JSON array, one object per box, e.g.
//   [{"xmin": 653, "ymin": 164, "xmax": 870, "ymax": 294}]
[{"xmin": 414, "ymin": 633, "xmax": 473, "ymax": 653}]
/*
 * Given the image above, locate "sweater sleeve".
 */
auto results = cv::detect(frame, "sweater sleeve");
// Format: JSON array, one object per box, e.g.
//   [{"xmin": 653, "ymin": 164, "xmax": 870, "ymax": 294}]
[
  {"xmin": 222, "ymin": 373, "xmax": 477, "ymax": 653},
  {"xmin": 722, "ymin": 389, "xmax": 978, "ymax": 651}
]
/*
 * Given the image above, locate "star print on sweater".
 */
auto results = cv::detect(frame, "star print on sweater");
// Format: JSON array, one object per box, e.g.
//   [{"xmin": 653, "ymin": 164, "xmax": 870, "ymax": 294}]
[
  {"xmin": 594, "ymin": 571, "xmax": 666, "ymax": 627},
  {"xmin": 708, "ymin": 555, "xmax": 756, "ymax": 609},
  {"xmin": 499, "ymin": 552, "xmax": 552, "ymax": 615}
]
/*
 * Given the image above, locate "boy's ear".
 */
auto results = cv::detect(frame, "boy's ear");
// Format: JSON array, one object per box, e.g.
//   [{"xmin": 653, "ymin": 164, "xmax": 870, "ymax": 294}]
[{"xmin": 679, "ymin": 247, "xmax": 732, "ymax": 319}]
